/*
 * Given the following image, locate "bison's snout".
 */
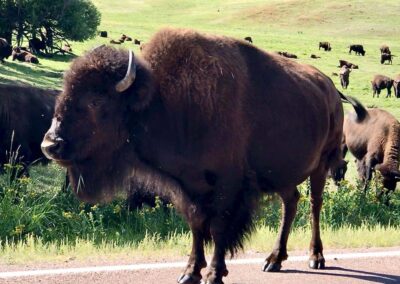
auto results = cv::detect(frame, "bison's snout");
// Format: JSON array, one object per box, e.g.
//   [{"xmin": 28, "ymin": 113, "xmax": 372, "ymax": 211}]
[{"xmin": 41, "ymin": 135, "xmax": 66, "ymax": 160}]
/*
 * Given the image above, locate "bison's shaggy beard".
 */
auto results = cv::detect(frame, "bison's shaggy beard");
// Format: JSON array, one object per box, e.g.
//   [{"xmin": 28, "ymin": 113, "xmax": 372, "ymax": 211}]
[{"xmin": 66, "ymin": 147, "xmax": 136, "ymax": 203}]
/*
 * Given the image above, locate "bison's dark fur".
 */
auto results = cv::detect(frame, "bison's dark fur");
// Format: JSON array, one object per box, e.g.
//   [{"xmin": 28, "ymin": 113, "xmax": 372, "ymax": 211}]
[
  {"xmin": 381, "ymin": 53, "xmax": 394, "ymax": 64},
  {"xmin": 99, "ymin": 31, "xmax": 108, "ymax": 38},
  {"xmin": 29, "ymin": 37, "xmax": 46, "ymax": 54},
  {"xmin": 372, "ymin": 75, "xmax": 393, "ymax": 98},
  {"xmin": 380, "ymin": 44, "xmax": 390, "ymax": 55},
  {"xmin": 42, "ymin": 28, "xmax": 358, "ymax": 283},
  {"xmin": 0, "ymin": 38, "xmax": 12, "ymax": 63},
  {"xmin": 349, "ymin": 44, "xmax": 365, "ymax": 56},
  {"xmin": 244, "ymin": 36, "xmax": 253, "ymax": 43},
  {"xmin": 0, "ymin": 83, "xmax": 57, "ymax": 170},
  {"xmin": 335, "ymin": 104, "xmax": 400, "ymax": 193},
  {"xmin": 339, "ymin": 66, "xmax": 351, "ymax": 89},
  {"xmin": 393, "ymin": 74, "xmax": 400, "ymax": 98},
  {"xmin": 319, "ymin": 42, "xmax": 331, "ymax": 51},
  {"xmin": 339, "ymin": 59, "xmax": 358, "ymax": 69}
]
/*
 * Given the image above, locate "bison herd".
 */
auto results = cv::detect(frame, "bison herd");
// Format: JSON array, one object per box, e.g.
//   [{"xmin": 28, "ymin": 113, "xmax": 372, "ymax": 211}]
[{"xmin": 1, "ymin": 28, "xmax": 399, "ymax": 284}]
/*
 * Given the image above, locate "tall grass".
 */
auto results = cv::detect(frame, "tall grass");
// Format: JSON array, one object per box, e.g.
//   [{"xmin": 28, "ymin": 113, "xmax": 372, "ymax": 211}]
[{"xmin": 0, "ymin": 162, "xmax": 399, "ymax": 248}]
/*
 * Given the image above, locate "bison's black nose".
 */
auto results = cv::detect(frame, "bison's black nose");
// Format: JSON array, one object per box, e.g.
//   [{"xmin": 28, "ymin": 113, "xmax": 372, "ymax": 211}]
[{"xmin": 41, "ymin": 135, "xmax": 66, "ymax": 160}]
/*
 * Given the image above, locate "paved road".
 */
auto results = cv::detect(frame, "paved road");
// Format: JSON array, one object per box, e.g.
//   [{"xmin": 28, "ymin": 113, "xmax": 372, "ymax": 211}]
[{"xmin": 1, "ymin": 248, "xmax": 399, "ymax": 283}]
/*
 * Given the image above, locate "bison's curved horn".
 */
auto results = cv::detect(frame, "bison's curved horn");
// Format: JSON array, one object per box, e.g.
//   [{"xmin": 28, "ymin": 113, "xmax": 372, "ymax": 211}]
[{"xmin": 115, "ymin": 50, "xmax": 136, "ymax": 93}]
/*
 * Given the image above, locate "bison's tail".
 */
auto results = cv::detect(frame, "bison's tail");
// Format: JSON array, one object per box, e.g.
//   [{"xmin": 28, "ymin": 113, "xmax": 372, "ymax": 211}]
[{"xmin": 338, "ymin": 91, "xmax": 368, "ymax": 122}]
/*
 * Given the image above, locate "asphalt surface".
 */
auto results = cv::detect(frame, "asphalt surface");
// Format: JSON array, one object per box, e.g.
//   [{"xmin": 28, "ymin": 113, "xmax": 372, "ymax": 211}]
[{"xmin": 1, "ymin": 248, "xmax": 399, "ymax": 283}]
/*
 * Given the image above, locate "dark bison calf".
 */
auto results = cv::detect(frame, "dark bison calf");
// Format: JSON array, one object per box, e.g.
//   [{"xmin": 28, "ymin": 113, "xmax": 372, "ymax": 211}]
[
  {"xmin": 335, "ymin": 104, "xmax": 400, "ymax": 194},
  {"xmin": 339, "ymin": 66, "xmax": 351, "ymax": 89},
  {"xmin": 0, "ymin": 38, "xmax": 12, "ymax": 63},
  {"xmin": 372, "ymin": 75, "xmax": 393, "ymax": 98},
  {"xmin": 29, "ymin": 37, "xmax": 46, "ymax": 54},
  {"xmin": 349, "ymin": 44, "xmax": 365, "ymax": 56},
  {"xmin": 393, "ymin": 74, "xmax": 400, "ymax": 98},
  {"xmin": 381, "ymin": 53, "xmax": 394, "ymax": 64},
  {"xmin": 319, "ymin": 42, "xmax": 331, "ymax": 51},
  {"xmin": 339, "ymin": 59, "xmax": 358, "ymax": 69}
]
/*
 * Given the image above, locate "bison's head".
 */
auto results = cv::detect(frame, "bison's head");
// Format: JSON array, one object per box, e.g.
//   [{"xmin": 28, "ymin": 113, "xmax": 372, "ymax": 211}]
[
  {"xmin": 41, "ymin": 46, "xmax": 154, "ymax": 203},
  {"xmin": 331, "ymin": 160, "xmax": 348, "ymax": 185}
]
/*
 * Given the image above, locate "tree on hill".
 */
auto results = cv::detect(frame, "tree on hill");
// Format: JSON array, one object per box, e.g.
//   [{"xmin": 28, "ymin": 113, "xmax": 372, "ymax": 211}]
[{"xmin": 0, "ymin": 0, "xmax": 101, "ymax": 54}]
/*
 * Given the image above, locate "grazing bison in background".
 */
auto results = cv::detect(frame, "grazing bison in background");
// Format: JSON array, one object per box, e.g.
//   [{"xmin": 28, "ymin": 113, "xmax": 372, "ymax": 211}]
[
  {"xmin": 334, "ymin": 104, "xmax": 400, "ymax": 193},
  {"xmin": 134, "ymin": 39, "xmax": 141, "ymax": 45},
  {"xmin": 29, "ymin": 37, "xmax": 46, "ymax": 54},
  {"xmin": 310, "ymin": 54, "xmax": 321, "ymax": 59},
  {"xmin": 99, "ymin": 31, "xmax": 108, "ymax": 38},
  {"xmin": 12, "ymin": 47, "xmax": 39, "ymax": 64},
  {"xmin": 381, "ymin": 53, "xmax": 394, "ymax": 64},
  {"xmin": 339, "ymin": 66, "xmax": 351, "ymax": 89},
  {"xmin": 0, "ymin": 38, "xmax": 12, "ymax": 63},
  {"xmin": 276, "ymin": 51, "xmax": 298, "ymax": 58},
  {"xmin": 372, "ymin": 75, "xmax": 393, "ymax": 98},
  {"xmin": 41, "ymin": 28, "xmax": 359, "ymax": 284},
  {"xmin": 319, "ymin": 42, "xmax": 331, "ymax": 51},
  {"xmin": 339, "ymin": 59, "xmax": 358, "ymax": 69},
  {"xmin": 0, "ymin": 83, "xmax": 58, "ymax": 171},
  {"xmin": 349, "ymin": 44, "xmax": 365, "ymax": 56},
  {"xmin": 393, "ymin": 74, "xmax": 400, "ymax": 98},
  {"xmin": 244, "ymin": 36, "xmax": 253, "ymax": 43},
  {"xmin": 110, "ymin": 39, "xmax": 122, "ymax": 44},
  {"xmin": 380, "ymin": 44, "xmax": 391, "ymax": 55}
]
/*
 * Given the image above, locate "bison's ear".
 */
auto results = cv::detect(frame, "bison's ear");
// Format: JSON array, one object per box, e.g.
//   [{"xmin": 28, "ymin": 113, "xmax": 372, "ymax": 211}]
[{"xmin": 116, "ymin": 50, "xmax": 137, "ymax": 93}]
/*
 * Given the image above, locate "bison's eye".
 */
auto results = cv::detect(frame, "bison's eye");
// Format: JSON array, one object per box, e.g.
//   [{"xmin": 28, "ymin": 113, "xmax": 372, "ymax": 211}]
[{"xmin": 88, "ymin": 99, "xmax": 104, "ymax": 109}]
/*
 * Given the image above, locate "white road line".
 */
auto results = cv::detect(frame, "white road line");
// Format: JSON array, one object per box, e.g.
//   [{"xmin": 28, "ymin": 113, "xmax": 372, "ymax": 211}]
[{"xmin": 1, "ymin": 250, "xmax": 399, "ymax": 279}]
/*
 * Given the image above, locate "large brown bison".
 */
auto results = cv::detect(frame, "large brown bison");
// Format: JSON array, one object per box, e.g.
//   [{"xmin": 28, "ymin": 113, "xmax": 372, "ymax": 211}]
[
  {"xmin": 371, "ymin": 75, "xmax": 393, "ymax": 98},
  {"xmin": 0, "ymin": 83, "xmax": 58, "ymax": 171},
  {"xmin": 393, "ymin": 74, "xmax": 400, "ymax": 98},
  {"xmin": 334, "ymin": 104, "xmax": 400, "ymax": 193},
  {"xmin": 28, "ymin": 37, "xmax": 47, "ymax": 54},
  {"xmin": 349, "ymin": 44, "xmax": 365, "ymax": 56},
  {"xmin": 0, "ymin": 38, "xmax": 12, "ymax": 63},
  {"xmin": 12, "ymin": 47, "xmax": 39, "ymax": 64},
  {"xmin": 41, "ymin": 28, "xmax": 357, "ymax": 284},
  {"xmin": 319, "ymin": 42, "xmax": 331, "ymax": 51}
]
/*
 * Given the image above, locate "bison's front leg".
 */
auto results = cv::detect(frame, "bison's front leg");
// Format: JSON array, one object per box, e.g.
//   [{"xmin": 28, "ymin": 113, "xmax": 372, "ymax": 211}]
[
  {"xmin": 178, "ymin": 227, "xmax": 208, "ymax": 284},
  {"xmin": 308, "ymin": 168, "xmax": 327, "ymax": 269},
  {"xmin": 263, "ymin": 186, "xmax": 300, "ymax": 272}
]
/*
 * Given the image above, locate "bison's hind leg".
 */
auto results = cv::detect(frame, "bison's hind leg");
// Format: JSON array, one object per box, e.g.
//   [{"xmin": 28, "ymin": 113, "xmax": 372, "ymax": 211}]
[
  {"xmin": 263, "ymin": 186, "xmax": 300, "ymax": 272},
  {"xmin": 308, "ymin": 166, "xmax": 328, "ymax": 269}
]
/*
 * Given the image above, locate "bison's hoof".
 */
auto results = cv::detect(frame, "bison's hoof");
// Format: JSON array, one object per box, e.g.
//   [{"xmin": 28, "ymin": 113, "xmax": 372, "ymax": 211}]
[
  {"xmin": 309, "ymin": 258, "xmax": 325, "ymax": 269},
  {"xmin": 177, "ymin": 274, "xmax": 201, "ymax": 284},
  {"xmin": 262, "ymin": 261, "xmax": 282, "ymax": 272}
]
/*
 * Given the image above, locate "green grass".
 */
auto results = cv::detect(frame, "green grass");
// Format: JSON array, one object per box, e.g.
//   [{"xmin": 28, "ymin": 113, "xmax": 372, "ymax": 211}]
[
  {"xmin": 1, "ymin": 225, "xmax": 398, "ymax": 265},
  {"xmin": 1, "ymin": 0, "xmax": 400, "ymax": 262}
]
